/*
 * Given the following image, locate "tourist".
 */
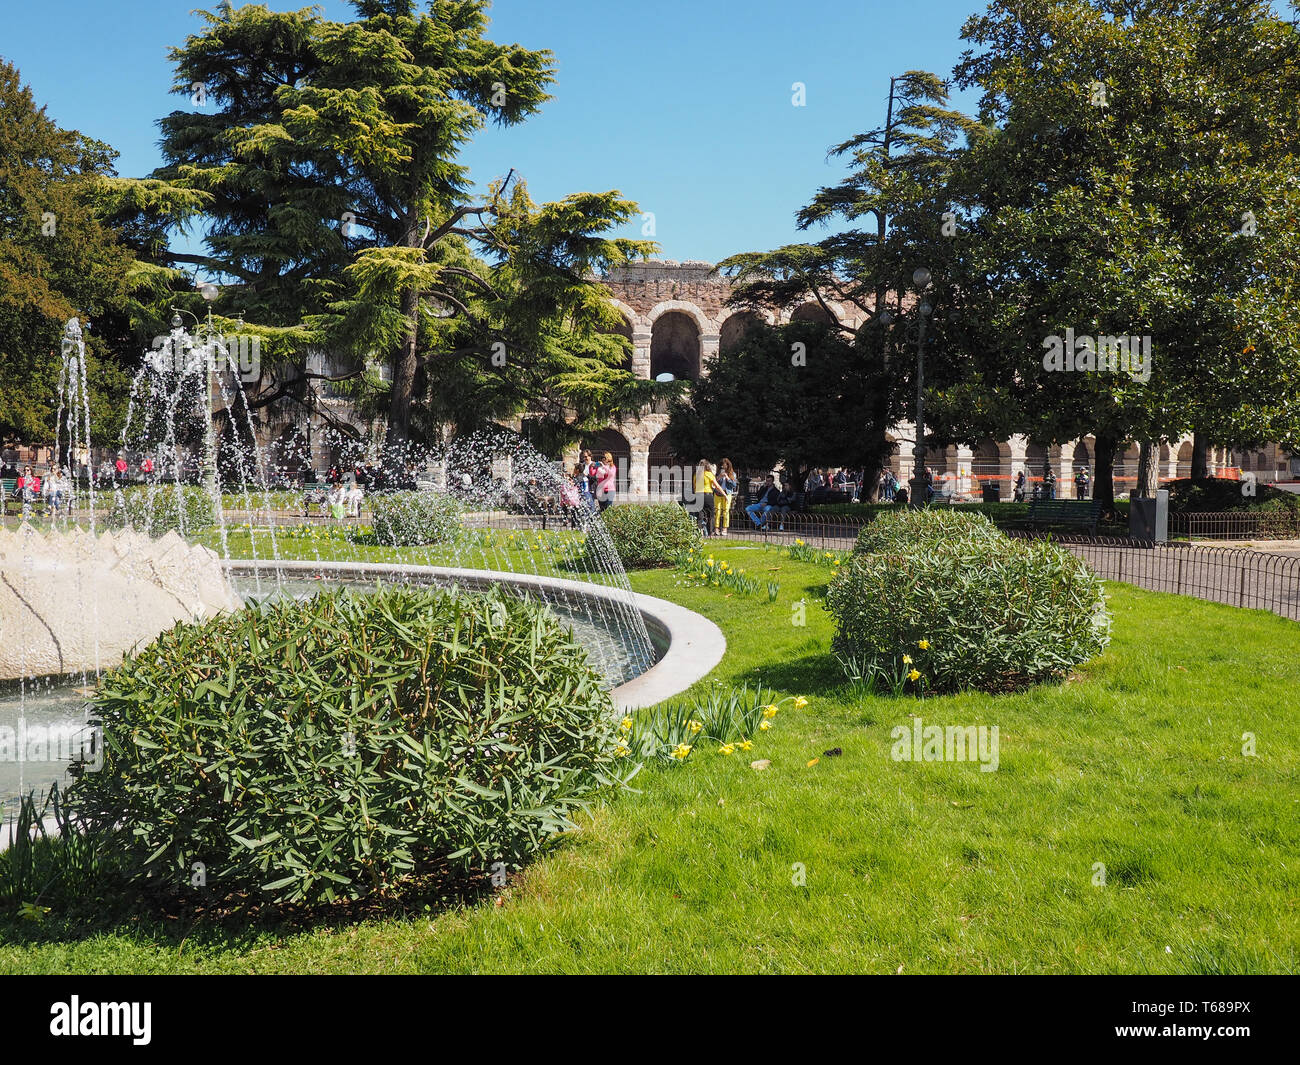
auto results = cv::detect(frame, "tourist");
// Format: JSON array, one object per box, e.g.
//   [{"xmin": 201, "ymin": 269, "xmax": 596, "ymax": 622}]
[
  {"xmin": 805, "ymin": 468, "xmax": 825, "ymax": 493},
  {"xmin": 894, "ymin": 485, "xmax": 909, "ymax": 506},
  {"xmin": 1075, "ymin": 464, "xmax": 1091, "ymax": 499},
  {"xmin": 694, "ymin": 460, "xmax": 721, "ymax": 534},
  {"xmin": 43, "ymin": 467, "xmax": 70, "ymax": 516},
  {"xmin": 327, "ymin": 481, "xmax": 347, "ymax": 520},
  {"xmin": 715, "ymin": 458, "xmax": 738, "ymax": 536},
  {"xmin": 746, "ymin": 474, "xmax": 781, "ymax": 529},
  {"xmin": 559, "ymin": 473, "xmax": 581, "ymax": 527},
  {"xmin": 596, "ymin": 451, "xmax": 618, "ymax": 511},
  {"xmin": 114, "ymin": 454, "xmax": 128, "ymax": 484},
  {"xmin": 1013, "ymin": 469, "xmax": 1027, "ymax": 503},
  {"xmin": 771, "ymin": 479, "xmax": 797, "ymax": 531},
  {"xmin": 15, "ymin": 465, "xmax": 41, "ymax": 515},
  {"xmin": 1044, "ymin": 467, "xmax": 1057, "ymax": 500},
  {"xmin": 345, "ymin": 480, "xmax": 364, "ymax": 519}
]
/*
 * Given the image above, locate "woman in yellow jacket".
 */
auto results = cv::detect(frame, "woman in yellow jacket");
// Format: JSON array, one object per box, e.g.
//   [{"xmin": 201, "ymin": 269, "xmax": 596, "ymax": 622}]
[
  {"xmin": 715, "ymin": 458, "xmax": 738, "ymax": 536},
  {"xmin": 694, "ymin": 460, "xmax": 724, "ymax": 536}
]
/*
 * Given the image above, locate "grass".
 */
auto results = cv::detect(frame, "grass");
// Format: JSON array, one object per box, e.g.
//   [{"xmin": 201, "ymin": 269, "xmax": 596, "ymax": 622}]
[{"xmin": 1, "ymin": 541, "xmax": 1297, "ymax": 973}]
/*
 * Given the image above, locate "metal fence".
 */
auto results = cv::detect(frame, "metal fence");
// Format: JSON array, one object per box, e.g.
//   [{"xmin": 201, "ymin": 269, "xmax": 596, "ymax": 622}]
[
  {"xmin": 1005, "ymin": 532, "xmax": 1300, "ymax": 621},
  {"xmin": 1170, "ymin": 510, "xmax": 1300, "ymax": 541}
]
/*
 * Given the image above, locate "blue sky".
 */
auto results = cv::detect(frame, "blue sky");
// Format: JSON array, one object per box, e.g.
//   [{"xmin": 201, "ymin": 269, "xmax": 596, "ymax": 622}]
[{"xmin": 1, "ymin": 0, "xmax": 986, "ymax": 264}]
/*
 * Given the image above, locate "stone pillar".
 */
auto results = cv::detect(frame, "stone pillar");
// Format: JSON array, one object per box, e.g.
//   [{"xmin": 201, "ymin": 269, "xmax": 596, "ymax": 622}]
[
  {"xmin": 699, "ymin": 332, "xmax": 720, "ymax": 375},
  {"xmin": 1008, "ymin": 434, "xmax": 1029, "ymax": 496},
  {"xmin": 627, "ymin": 448, "xmax": 649, "ymax": 501},
  {"xmin": 632, "ymin": 329, "xmax": 652, "ymax": 378},
  {"xmin": 1057, "ymin": 443, "xmax": 1074, "ymax": 499},
  {"xmin": 955, "ymin": 444, "xmax": 973, "ymax": 501}
]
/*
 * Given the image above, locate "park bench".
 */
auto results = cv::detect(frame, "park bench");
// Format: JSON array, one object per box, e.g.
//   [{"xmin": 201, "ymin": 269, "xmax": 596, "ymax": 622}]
[
  {"xmin": 1, "ymin": 478, "xmax": 17, "ymax": 516},
  {"xmin": 1025, "ymin": 498, "xmax": 1102, "ymax": 535}
]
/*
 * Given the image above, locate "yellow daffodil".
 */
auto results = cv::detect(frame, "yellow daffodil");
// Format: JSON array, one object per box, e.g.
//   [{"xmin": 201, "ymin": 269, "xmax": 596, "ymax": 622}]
[
  {"xmin": 672, "ymin": 743, "xmax": 692, "ymax": 760},
  {"xmin": 902, "ymin": 654, "xmax": 913, "ymax": 665},
  {"xmin": 614, "ymin": 745, "xmax": 631, "ymax": 757},
  {"xmin": 918, "ymin": 640, "xmax": 930, "ymax": 650},
  {"xmin": 762, "ymin": 705, "xmax": 778, "ymax": 719},
  {"xmin": 737, "ymin": 739, "xmax": 753, "ymax": 751},
  {"xmin": 688, "ymin": 719, "xmax": 703, "ymax": 734},
  {"xmin": 795, "ymin": 538, "xmax": 805, "ymax": 546},
  {"xmin": 806, "ymin": 758, "xmax": 819, "ymax": 767},
  {"xmin": 759, "ymin": 720, "xmax": 773, "ymax": 731},
  {"xmin": 793, "ymin": 696, "xmax": 808, "ymax": 709},
  {"xmin": 719, "ymin": 744, "xmax": 735, "ymax": 755},
  {"xmin": 619, "ymin": 716, "xmax": 633, "ymax": 732},
  {"xmin": 908, "ymin": 669, "xmax": 921, "ymax": 682}
]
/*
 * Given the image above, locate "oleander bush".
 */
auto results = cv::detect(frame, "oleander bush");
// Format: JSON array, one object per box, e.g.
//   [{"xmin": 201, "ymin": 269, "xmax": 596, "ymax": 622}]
[
  {"xmin": 69, "ymin": 584, "xmax": 625, "ymax": 907},
  {"xmin": 106, "ymin": 484, "xmax": 216, "ymax": 536},
  {"xmin": 852, "ymin": 506, "xmax": 1003, "ymax": 555},
  {"xmin": 370, "ymin": 490, "xmax": 462, "ymax": 546},
  {"xmin": 829, "ymin": 533, "xmax": 1108, "ymax": 693},
  {"xmin": 596, "ymin": 503, "xmax": 703, "ymax": 568}
]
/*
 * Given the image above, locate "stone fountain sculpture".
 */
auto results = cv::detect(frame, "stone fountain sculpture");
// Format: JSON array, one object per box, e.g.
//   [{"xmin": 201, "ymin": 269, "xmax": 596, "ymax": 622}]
[{"xmin": 0, "ymin": 525, "xmax": 236, "ymax": 680}]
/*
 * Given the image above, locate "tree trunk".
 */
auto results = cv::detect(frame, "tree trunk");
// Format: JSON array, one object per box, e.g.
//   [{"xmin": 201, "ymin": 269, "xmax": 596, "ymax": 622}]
[
  {"xmin": 1191, "ymin": 429, "xmax": 1208, "ymax": 480},
  {"xmin": 1135, "ymin": 440, "xmax": 1161, "ymax": 498},
  {"xmin": 385, "ymin": 218, "xmax": 423, "ymax": 449},
  {"xmin": 1093, "ymin": 430, "xmax": 1118, "ymax": 515}
]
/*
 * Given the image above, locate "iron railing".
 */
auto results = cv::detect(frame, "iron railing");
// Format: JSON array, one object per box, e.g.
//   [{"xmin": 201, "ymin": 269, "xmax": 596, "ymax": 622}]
[
  {"xmin": 1170, "ymin": 510, "xmax": 1300, "ymax": 541},
  {"xmin": 1005, "ymin": 531, "xmax": 1300, "ymax": 622}
]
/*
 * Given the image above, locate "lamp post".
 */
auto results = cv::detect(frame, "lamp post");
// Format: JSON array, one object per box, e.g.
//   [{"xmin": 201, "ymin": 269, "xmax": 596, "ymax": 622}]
[{"xmin": 909, "ymin": 267, "xmax": 932, "ymax": 507}]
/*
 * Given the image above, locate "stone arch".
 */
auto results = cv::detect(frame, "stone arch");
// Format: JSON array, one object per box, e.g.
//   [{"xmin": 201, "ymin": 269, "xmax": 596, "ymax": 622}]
[
  {"xmin": 1176, "ymin": 439, "xmax": 1194, "ymax": 478},
  {"xmin": 973, "ymin": 439, "xmax": 1011, "ymax": 497},
  {"xmin": 719, "ymin": 310, "xmax": 767, "ymax": 354},
  {"xmin": 789, "ymin": 302, "xmax": 836, "ymax": 326},
  {"xmin": 645, "ymin": 299, "xmax": 712, "ymax": 335},
  {"xmin": 650, "ymin": 309, "xmax": 702, "ymax": 381}
]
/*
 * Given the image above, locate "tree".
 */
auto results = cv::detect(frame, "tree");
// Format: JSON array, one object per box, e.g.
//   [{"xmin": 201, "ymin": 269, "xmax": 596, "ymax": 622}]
[
  {"xmin": 716, "ymin": 71, "xmax": 990, "ymax": 491},
  {"xmin": 667, "ymin": 319, "xmax": 880, "ymax": 488},
  {"xmin": 954, "ymin": 0, "xmax": 1300, "ymax": 508},
  {"xmin": 0, "ymin": 61, "xmax": 137, "ymax": 445},
  {"xmin": 155, "ymin": 0, "xmax": 656, "ymax": 452}
]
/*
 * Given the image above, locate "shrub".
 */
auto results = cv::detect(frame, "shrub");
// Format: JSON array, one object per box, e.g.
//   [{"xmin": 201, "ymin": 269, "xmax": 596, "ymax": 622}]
[
  {"xmin": 107, "ymin": 484, "xmax": 216, "ymax": 536},
  {"xmin": 371, "ymin": 490, "xmax": 462, "ymax": 546},
  {"xmin": 69, "ymin": 584, "xmax": 624, "ymax": 907},
  {"xmin": 852, "ymin": 506, "xmax": 1003, "ymax": 555},
  {"xmin": 1160, "ymin": 477, "xmax": 1299, "ymax": 514},
  {"xmin": 828, "ymin": 534, "xmax": 1108, "ymax": 693},
  {"xmin": 596, "ymin": 503, "xmax": 703, "ymax": 568}
]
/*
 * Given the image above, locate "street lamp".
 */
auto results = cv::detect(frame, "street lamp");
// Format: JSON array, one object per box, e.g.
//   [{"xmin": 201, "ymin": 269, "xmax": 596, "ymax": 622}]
[{"xmin": 909, "ymin": 268, "xmax": 932, "ymax": 507}]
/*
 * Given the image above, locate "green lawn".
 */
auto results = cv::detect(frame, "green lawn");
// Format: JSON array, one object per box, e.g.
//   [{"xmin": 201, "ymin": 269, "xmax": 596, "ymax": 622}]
[{"xmin": 2, "ymin": 543, "xmax": 1297, "ymax": 973}]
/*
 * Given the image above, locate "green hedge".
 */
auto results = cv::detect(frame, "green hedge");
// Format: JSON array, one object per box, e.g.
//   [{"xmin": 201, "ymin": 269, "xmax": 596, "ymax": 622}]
[
  {"xmin": 596, "ymin": 503, "xmax": 703, "ymax": 568},
  {"xmin": 371, "ymin": 491, "xmax": 462, "ymax": 546},
  {"xmin": 830, "ymin": 514, "xmax": 1108, "ymax": 693},
  {"xmin": 106, "ymin": 485, "xmax": 216, "ymax": 536},
  {"xmin": 70, "ymin": 585, "xmax": 623, "ymax": 907},
  {"xmin": 852, "ymin": 506, "xmax": 1003, "ymax": 555}
]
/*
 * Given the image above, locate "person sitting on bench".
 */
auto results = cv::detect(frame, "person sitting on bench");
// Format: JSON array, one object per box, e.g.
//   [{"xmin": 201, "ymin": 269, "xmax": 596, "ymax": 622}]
[{"xmin": 746, "ymin": 474, "xmax": 782, "ymax": 529}]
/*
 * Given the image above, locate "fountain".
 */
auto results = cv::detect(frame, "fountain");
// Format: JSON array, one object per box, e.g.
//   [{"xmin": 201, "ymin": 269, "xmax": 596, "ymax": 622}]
[{"xmin": 0, "ymin": 315, "xmax": 725, "ymax": 826}]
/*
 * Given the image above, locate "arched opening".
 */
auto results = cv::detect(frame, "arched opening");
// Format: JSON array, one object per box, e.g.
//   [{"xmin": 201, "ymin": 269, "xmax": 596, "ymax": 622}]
[
  {"xmin": 719, "ymin": 310, "xmax": 765, "ymax": 354},
  {"xmin": 790, "ymin": 302, "xmax": 834, "ymax": 326},
  {"xmin": 647, "ymin": 429, "xmax": 685, "ymax": 500},
  {"xmin": 650, "ymin": 310, "xmax": 701, "ymax": 381},
  {"xmin": 1072, "ymin": 440, "xmax": 1093, "ymax": 498},
  {"xmin": 1176, "ymin": 440, "xmax": 1194, "ymax": 479}
]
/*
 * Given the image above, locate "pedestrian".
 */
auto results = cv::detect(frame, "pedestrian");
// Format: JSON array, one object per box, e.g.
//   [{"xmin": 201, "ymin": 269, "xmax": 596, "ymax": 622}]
[
  {"xmin": 595, "ymin": 451, "xmax": 618, "ymax": 511},
  {"xmin": 1074, "ymin": 464, "xmax": 1091, "ymax": 499},
  {"xmin": 694, "ymin": 460, "xmax": 723, "ymax": 535},
  {"xmin": 1013, "ymin": 469, "xmax": 1026, "ymax": 503},
  {"xmin": 715, "ymin": 458, "xmax": 738, "ymax": 536},
  {"xmin": 1044, "ymin": 467, "xmax": 1057, "ymax": 500}
]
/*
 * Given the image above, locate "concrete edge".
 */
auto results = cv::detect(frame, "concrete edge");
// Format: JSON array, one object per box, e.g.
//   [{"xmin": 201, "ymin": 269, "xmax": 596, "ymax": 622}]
[{"xmin": 223, "ymin": 560, "xmax": 727, "ymax": 712}]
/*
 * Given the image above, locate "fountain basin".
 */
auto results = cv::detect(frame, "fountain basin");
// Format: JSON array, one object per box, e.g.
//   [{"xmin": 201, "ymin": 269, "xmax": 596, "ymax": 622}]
[{"xmin": 226, "ymin": 560, "xmax": 726, "ymax": 711}]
